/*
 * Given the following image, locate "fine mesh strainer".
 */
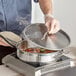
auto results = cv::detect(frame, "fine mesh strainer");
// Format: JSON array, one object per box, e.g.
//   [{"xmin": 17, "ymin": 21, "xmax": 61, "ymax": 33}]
[{"xmin": 23, "ymin": 23, "xmax": 71, "ymax": 50}]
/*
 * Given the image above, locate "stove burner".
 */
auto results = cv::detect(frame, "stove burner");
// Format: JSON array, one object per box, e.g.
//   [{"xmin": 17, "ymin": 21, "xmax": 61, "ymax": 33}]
[
  {"xmin": 11, "ymin": 52, "xmax": 68, "ymax": 67},
  {"xmin": 2, "ymin": 52, "xmax": 71, "ymax": 76}
]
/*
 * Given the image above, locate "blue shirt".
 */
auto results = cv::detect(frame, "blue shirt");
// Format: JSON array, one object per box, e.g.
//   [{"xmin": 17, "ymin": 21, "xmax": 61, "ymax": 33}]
[{"xmin": 0, "ymin": 0, "xmax": 31, "ymax": 35}]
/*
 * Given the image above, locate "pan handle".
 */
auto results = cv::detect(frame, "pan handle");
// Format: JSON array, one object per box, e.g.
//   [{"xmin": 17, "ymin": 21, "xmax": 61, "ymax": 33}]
[
  {"xmin": 62, "ymin": 47, "xmax": 71, "ymax": 54},
  {"xmin": 53, "ymin": 50, "xmax": 63, "ymax": 59}
]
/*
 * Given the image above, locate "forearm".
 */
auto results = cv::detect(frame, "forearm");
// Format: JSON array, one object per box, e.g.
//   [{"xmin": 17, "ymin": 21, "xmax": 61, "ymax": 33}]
[{"xmin": 39, "ymin": 0, "xmax": 53, "ymax": 15}]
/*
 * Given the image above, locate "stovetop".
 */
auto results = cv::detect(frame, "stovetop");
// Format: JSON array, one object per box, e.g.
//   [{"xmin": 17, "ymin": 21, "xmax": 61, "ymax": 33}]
[
  {"xmin": 2, "ymin": 52, "xmax": 71, "ymax": 76},
  {"xmin": 11, "ymin": 52, "xmax": 70, "ymax": 67}
]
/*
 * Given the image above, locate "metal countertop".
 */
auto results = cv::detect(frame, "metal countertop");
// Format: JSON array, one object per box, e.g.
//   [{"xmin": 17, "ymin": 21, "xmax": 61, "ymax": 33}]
[{"xmin": 42, "ymin": 67, "xmax": 76, "ymax": 76}]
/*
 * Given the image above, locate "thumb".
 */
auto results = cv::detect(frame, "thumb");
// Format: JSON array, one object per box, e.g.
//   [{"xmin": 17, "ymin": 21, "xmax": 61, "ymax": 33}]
[{"xmin": 45, "ymin": 21, "xmax": 51, "ymax": 31}]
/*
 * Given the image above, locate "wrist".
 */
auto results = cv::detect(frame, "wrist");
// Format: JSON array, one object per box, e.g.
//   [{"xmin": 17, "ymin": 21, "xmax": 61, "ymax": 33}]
[{"xmin": 44, "ymin": 13, "xmax": 54, "ymax": 18}]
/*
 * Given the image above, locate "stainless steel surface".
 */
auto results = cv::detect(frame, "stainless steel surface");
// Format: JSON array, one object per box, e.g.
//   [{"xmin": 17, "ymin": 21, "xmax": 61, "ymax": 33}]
[
  {"xmin": 23, "ymin": 23, "xmax": 71, "ymax": 50},
  {"xmin": 16, "ymin": 40, "xmax": 63, "ymax": 63},
  {"xmin": 2, "ymin": 53, "xmax": 71, "ymax": 76},
  {"xmin": 42, "ymin": 67, "xmax": 76, "ymax": 76}
]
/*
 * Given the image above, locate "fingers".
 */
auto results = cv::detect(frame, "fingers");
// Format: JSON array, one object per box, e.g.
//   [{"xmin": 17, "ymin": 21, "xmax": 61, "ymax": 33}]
[
  {"xmin": 50, "ymin": 20, "xmax": 60, "ymax": 34},
  {"xmin": 48, "ymin": 19, "xmax": 56, "ymax": 34},
  {"xmin": 45, "ymin": 20, "xmax": 51, "ymax": 31},
  {"xmin": 45, "ymin": 18, "xmax": 60, "ymax": 34}
]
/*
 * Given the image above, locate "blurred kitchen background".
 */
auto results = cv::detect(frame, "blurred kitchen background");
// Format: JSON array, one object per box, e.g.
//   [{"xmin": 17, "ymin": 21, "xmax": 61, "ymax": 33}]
[{"xmin": 31, "ymin": 0, "xmax": 76, "ymax": 47}]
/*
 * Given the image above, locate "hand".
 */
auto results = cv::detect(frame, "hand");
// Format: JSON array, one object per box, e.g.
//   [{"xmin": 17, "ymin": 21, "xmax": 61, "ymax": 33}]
[
  {"xmin": 45, "ymin": 15, "xmax": 60, "ymax": 34},
  {"xmin": 0, "ymin": 37, "xmax": 11, "ymax": 46}
]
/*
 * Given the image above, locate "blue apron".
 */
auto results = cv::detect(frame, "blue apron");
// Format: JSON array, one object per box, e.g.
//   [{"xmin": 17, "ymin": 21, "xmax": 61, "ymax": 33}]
[{"xmin": 0, "ymin": 0, "xmax": 31, "ymax": 35}]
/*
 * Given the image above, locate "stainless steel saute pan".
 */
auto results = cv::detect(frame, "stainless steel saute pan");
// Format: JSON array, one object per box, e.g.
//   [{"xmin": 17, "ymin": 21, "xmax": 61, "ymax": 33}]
[
  {"xmin": 16, "ymin": 23, "xmax": 71, "ymax": 63},
  {"xmin": 16, "ymin": 40, "xmax": 63, "ymax": 63},
  {"xmin": 0, "ymin": 23, "xmax": 71, "ymax": 63}
]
